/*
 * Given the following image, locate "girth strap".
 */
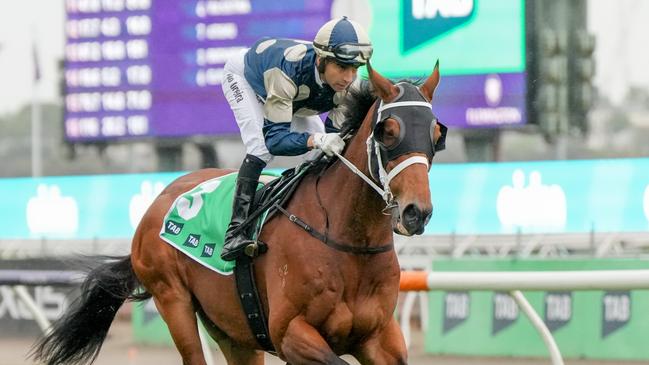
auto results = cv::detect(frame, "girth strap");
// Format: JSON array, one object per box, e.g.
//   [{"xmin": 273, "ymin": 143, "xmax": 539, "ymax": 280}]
[
  {"xmin": 234, "ymin": 255, "xmax": 276, "ymax": 353},
  {"xmin": 274, "ymin": 204, "xmax": 394, "ymax": 255}
]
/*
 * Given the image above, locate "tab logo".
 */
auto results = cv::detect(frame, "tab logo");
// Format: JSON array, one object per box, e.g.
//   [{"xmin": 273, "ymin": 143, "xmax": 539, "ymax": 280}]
[
  {"xmin": 183, "ymin": 233, "xmax": 201, "ymax": 248},
  {"xmin": 402, "ymin": 0, "xmax": 476, "ymax": 52},
  {"xmin": 442, "ymin": 291, "xmax": 470, "ymax": 333},
  {"xmin": 165, "ymin": 220, "xmax": 184, "ymax": 235},
  {"xmin": 201, "ymin": 243, "xmax": 215, "ymax": 257}
]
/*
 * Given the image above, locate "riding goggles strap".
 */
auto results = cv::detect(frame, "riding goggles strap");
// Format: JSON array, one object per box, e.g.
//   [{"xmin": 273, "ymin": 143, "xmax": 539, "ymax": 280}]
[{"xmin": 314, "ymin": 42, "xmax": 373, "ymax": 61}]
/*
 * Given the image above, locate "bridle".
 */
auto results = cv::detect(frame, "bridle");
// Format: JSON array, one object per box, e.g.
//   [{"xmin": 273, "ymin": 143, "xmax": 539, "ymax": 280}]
[
  {"xmin": 335, "ymin": 83, "xmax": 438, "ymax": 213},
  {"xmin": 274, "ymin": 83, "xmax": 443, "ymax": 255}
]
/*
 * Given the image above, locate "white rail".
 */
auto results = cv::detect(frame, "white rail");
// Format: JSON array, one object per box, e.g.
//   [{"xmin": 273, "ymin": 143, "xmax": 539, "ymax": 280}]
[
  {"xmin": 424, "ymin": 270, "xmax": 649, "ymax": 291},
  {"xmin": 399, "ymin": 269, "xmax": 649, "ymax": 365}
]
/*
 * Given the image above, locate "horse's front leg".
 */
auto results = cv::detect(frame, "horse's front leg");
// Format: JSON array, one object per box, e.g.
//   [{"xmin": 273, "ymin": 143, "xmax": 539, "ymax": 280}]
[
  {"xmin": 355, "ymin": 318, "xmax": 408, "ymax": 365},
  {"xmin": 279, "ymin": 317, "xmax": 350, "ymax": 364}
]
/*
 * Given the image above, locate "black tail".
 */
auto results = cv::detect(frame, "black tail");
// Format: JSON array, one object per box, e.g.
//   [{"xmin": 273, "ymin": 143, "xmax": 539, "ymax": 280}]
[{"xmin": 30, "ymin": 255, "xmax": 151, "ymax": 365}]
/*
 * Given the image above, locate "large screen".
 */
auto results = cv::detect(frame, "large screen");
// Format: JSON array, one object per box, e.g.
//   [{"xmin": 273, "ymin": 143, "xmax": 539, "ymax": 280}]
[
  {"xmin": 63, "ymin": 0, "xmax": 526, "ymax": 142},
  {"xmin": 63, "ymin": 0, "xmax": 334, "ymax": 141},
  {"xmin": 367, "ymin": 0, "xmax": 527, "ymax": 128}
]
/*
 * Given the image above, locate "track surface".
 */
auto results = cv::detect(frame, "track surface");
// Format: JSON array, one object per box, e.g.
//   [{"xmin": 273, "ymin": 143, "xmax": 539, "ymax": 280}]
[{"xmin": 3, "ymin": 318, "xmax": 643, "ymax": 365}]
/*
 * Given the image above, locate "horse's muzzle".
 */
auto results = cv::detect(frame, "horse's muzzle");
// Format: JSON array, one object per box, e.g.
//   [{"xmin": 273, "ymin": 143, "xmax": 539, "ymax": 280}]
[{"xmin": 394, "ymin": 203, "xmax": 432, "ymax": 236}]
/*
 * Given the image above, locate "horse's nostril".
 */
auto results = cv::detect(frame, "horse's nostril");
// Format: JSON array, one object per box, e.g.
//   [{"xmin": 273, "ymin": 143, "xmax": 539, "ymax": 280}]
[
  {"xmin": 403, "ymin": 204, "xmax": 419, "ymax": 224},
  {"xmin": 402, "ymin": 204, "xmax": 432, "ymax": 234}
]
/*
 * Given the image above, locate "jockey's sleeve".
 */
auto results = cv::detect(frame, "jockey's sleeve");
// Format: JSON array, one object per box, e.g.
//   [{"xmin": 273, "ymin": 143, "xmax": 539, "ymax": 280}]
[
  {"xmin": 262, "ymin": 68, "xmax": 297, "ymax": 123},
  {"xmin": 262, "ymin": 120, "xmax": 310, "ymax": 156},
  {"xmin": 260, "ymin": 68, "xmax": 310, "ymax": 155}
]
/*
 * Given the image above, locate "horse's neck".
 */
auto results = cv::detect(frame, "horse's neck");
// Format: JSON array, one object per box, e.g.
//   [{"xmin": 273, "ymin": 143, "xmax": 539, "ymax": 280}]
[{"xmin": 314, "ymin": 121, "xmax": 393, "ymax": 245}]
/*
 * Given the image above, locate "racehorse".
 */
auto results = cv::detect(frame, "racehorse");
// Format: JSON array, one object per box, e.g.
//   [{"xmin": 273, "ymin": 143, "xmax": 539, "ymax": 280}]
[{"xmin": 32, "ymin": 62, "xmax": 444, "ymax": 365}]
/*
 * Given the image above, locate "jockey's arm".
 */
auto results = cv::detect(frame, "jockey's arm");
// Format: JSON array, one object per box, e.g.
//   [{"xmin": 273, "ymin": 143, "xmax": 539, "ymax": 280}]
[
  {"xmin": 263, "ymin": 120, "xmax": 311, "ymax": 156},
  {"xmin": 261, "ymin": 69, "xmax": 346, "ymax": 156},
  {"xmin": 262, "ymin": 114, "xmax": 342, "ymax": 156},
  {"xmin": 261, "ymin": 71, "xmax": 313, "ymax": 156}
]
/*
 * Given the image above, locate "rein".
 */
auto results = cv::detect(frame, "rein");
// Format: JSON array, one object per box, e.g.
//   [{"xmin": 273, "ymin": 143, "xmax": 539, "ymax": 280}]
[{"xmin": 274, "ymin": 204, "xmax": 394, "ymax": 254}]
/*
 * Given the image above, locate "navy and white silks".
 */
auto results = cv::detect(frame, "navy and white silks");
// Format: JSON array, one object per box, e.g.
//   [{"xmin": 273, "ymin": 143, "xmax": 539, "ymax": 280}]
[{"xmin": 221, "ymin": 38, "xmax": 353, "ymax": 163}]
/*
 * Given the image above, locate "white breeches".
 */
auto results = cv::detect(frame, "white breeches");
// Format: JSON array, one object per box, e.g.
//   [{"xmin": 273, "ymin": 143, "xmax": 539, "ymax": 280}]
[{"xmin": 222, "ymin": 50, "xmax": 324, "ymax": 163}]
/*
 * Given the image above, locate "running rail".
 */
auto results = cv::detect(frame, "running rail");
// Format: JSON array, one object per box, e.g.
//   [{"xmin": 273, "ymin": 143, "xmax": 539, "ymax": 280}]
[{"xmin": 399, "ymin": 270, "xmax": 649, "ymax": 365}]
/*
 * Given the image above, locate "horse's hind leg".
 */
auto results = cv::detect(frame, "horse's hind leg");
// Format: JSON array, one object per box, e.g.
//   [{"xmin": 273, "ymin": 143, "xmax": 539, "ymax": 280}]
[{"xmin": 152, "ymin": 288, "xmax": 207, "ymax": 365}]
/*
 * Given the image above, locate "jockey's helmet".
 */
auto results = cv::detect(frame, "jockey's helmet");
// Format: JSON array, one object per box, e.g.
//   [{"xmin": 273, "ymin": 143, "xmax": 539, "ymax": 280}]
[{"xmin": 313, "ymin": 16, "xmax": 373, "ymax": 66}]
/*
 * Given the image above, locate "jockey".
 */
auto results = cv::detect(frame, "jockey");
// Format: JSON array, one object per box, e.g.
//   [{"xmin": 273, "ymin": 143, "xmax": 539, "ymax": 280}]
[{"xmin": 220, "ymin": 16, "xmax": 373, "ymax": 261}]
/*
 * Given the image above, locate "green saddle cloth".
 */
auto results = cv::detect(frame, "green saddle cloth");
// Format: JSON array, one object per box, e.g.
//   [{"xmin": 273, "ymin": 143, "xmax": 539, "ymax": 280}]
[{"xmin": 159, "ymin": 171, "xmax": 280, "ymax": 275}]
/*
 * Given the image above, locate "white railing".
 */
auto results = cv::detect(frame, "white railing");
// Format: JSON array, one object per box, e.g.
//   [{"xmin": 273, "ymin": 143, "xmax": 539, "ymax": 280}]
[{"xmin": 399, "ymin": 269, "xmax": 649, "ymax": 365}]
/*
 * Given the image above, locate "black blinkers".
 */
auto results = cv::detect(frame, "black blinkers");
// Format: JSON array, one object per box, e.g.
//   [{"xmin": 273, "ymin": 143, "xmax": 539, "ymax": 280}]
[{"xmin": 370, "ymin": 83, "xmax": 447, "ymax": 169}]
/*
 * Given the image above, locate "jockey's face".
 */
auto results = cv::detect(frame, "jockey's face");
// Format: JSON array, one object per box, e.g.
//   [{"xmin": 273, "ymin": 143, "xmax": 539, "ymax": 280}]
[{"xmin": 321, "ymin": 59, "xmax": 359, "ymax": 92}]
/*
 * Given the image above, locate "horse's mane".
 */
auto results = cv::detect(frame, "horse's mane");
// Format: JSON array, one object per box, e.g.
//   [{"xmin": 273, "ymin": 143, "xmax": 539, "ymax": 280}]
[
  {"xmin": 338, "ymin": 79, "xmax": 377, "ymax": 135},
  {"xmin": 338, "ymin": 78, "xmax": 423, "ymax": 135}
]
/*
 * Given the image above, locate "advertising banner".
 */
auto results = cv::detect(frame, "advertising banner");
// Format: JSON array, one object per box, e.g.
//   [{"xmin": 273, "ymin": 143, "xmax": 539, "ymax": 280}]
[
  {"xmin": 427, "ymin": 158, "xmax": 649, "ymax": 234},
  {"xmin": 0, "ymin": 260, "xmax": 78, "ymax": 337},
  {"xmin": 1, "ymin": 157, "xmax": 649, "ymax": 240},
  {"xmin": 367, "ymin": 0, "xmax": 527, "ymax": 128},
  {"xmin": 425, "ymin": 259, "xmax": 649, "ymax": 360}
]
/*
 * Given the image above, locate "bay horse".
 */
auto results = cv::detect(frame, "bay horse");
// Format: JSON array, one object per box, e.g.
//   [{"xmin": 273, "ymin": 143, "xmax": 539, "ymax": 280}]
[{"xmin": 32, "ymin": 62, "xmax": 444, "ymax": 365}]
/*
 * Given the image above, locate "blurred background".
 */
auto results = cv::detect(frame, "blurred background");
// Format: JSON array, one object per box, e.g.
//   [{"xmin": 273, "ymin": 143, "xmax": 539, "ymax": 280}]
[{"xmin": 1, "ymin": 0, "xmax": 649, "ymax": 364}]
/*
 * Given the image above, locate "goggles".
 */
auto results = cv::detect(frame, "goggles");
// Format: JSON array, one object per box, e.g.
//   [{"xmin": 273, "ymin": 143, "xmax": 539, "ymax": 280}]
[{"xmin": 314, "ymin": 42, "xmax": 373, "ymax": 62}]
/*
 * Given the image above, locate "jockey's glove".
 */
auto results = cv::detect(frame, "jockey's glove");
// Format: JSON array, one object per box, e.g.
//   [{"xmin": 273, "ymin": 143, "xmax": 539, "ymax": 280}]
[{"xmin": 313, "ymin": 133, "xmax": 345, "ymax": 156}]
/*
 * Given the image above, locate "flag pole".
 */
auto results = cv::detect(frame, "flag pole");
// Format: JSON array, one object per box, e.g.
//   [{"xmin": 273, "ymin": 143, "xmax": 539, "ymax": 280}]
[{"xmin": 31, "ymin": 38, "xmax": 42, "ymax": 177}]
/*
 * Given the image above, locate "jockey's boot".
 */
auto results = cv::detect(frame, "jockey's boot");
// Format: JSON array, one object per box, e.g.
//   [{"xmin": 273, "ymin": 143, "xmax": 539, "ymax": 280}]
[{"xmin": 221, "ymin": 154, "xmax": 266, "ymax": 261}]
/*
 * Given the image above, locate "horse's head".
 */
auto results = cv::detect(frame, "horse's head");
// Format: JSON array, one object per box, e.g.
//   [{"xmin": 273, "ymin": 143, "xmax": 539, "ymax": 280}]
[{"xmin": 366, "ymin": 61, "xmax": 447, "ymax": 236}]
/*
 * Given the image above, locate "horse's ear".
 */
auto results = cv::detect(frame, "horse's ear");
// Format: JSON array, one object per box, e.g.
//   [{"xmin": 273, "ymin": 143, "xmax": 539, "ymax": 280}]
[
  {"xmin": 367, "ymin": 61, "xmax": 399, "ymax": 103},
  {"xmin": 420, "ymin": 59, "xmax": 440, "ymax": 102}
]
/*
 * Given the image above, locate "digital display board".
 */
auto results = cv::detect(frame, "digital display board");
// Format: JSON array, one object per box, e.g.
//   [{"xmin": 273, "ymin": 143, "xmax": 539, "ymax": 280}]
[
  {"xmin": 63, "ymin": 0, "xmax": 333, "ymax": 141},
  {"xmin": 63, "ymin": 0, "xmax": 526, "ymax": 142}
]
